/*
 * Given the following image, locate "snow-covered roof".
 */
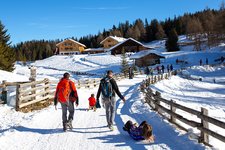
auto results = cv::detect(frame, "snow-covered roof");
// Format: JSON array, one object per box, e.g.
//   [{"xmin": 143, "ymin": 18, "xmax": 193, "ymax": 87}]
[
  {"xmin": 130, "ymin": 50, "xmax": 165, "ymax": 59},
  {"xmin": 107, "ymin": 38, "xmax": 152, "ymax": 52},
  {"xmin": 100, "ymin": 36, "xmax": 126, "ymax": 44},
  {"xmin": 56, "ymin": 39, "xmax": 86, "ymax": 48},
  {"xmin": 84, "ymin": 48, "xmax": 104, "ymax": 52}
]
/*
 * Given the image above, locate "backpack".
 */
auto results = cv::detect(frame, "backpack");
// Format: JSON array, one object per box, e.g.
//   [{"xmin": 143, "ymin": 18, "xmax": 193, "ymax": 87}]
[{"xmin": 100, "ymin": 77, "xmax": 113, "ymax": 98}]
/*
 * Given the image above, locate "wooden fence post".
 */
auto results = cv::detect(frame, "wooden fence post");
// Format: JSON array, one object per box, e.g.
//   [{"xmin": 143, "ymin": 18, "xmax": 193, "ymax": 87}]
[
  {"xmin": 154, "ymin": 91, "xmax": 161, "ymax": 111},
  {"xmin": 2, "ymin": 80, "xmax": 7, "ymax": 104},
  {"xmin": 44, "ymin": 78, "xmax": 50, "ymax": 97},
  {"xmin": 16, "ymin": 84, "xmax": 21, "ymax": 111},
  {"xmin": 154, "ymin": 76, "xmax": 157, "ymax": 83},
  {"xmin": 199, "ymin": 107, "xmax": 209, "ymax": 144},
  {"xmin": 151, "ymin": 76, "xmax": 153, "ymax": 84},
  {"xmin": 93, "ymin": 79, "xmax": 96, "ymax": 87},
  {"xmin": 170, "ymin": 100, "xmax": 176, "ymax": 123},
  {"xmin": 77, "ymin": 80, "xmax": 81, "ymax": 89},
  {"xmin": 165, "ymin": 73, "xmax": 168, "ymax": 79},
  {"xmin": 148, "ymin": 77, "xmax": 151, "ymax": 85},
  {"xmin": 158, "ymin": 75, "xmax": 160, "ymax": 81},
  {"xmin": 29, "ymin": 66, "xmax": 36, "ymax": 101}
]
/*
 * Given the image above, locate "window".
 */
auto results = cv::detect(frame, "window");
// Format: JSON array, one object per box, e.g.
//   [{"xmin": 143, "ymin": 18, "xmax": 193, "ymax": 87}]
[{"xmin": 64, "ymin": 42, "xmax": 72, "ymax": 46}]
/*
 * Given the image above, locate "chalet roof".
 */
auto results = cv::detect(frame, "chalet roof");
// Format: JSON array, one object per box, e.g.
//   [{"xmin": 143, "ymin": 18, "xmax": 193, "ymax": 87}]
[
  {"xmin": 56, "ymin": 39, "xmax": 86, "ymax": 48},
  {"xmin": 130, "ymin": 50, "xmax": 165, "ymax": 59},
  {"xmin": 84, "ymin": 48, "xmax": 104, "ymax": 52},
  {"xmin": 100, "ymin": 36, "xmax": 126, "ymax": 44},
  {"xmin": 107, "ymin": 38, "xmax": 152, "ymax": 51}
]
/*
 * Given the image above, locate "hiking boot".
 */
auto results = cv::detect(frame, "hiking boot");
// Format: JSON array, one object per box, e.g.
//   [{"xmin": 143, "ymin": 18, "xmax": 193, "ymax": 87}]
[
  {"xmin": 63, "ymin": 123, "xmax": 67, "ymax": 132},
  {"xmin": 109, "ymin": 125, "xmax": 114, "ymax": 131},
  {"xmin": 123, "ymin": 126, "xmax": 128, "ymax": 131},
  {"xmin": 67, "ymin": 120, "xmax": 73, "ymax": 129}
]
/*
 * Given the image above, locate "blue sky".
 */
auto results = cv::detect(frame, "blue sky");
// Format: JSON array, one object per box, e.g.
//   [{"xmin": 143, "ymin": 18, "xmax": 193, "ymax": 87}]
[{"xmin": 0, "ymin": 0, "xmax": 223, "ymax": 44}]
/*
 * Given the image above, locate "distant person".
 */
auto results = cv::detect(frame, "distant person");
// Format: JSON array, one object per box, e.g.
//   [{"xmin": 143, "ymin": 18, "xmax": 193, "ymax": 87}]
[
  {"xmin": 176, "ymin": 58, "xmax": 179, "ymax": 65},
  {"xmin": 200, "ymin": 59, "xmax": 202, "ymax": 66},
  {"xmin": 150, "ymin": 67, "xmax": 154, "ymax": 76},
  {"xmin": 221, "ymin": 56, "xmax": 225, "ymax": 63},
  {"xmin": 161, "ymin": 65, "xmax": 165, "ymax": 74},
  {"xmin": 54, "ymin": 72, "xmax": 79, "ymax": 132},
  {"xmin": 156, "ymin": 66, "xmax": 160, "ymax": 74},
  {"xmin": 97, "ymin": 70, "xmax": 126, "ymax": 130},
  {"xmin": 206, "ymin": 58, "xmax": 208, "ymax": 65},
  {"xmin": 128, "ymin": 67, "xmax": 134, "ymax": 79},
  {"xmin": 123, "ymin": 120, "xmax": 154, "ymax": 142},
  {"xmin": 88, "ymin": 94, "xmax": 96, "ymax": 111},
  {"xmin": 145, "ymin": 67, "xmax": 150, "ymax": 76},
  {"xmin": 167, "ymin": 64, "xmax": 170, "ymax": 73},
  {"xmin": 170, "ymin": 64, "xmax": 173, "ymax": 71}
]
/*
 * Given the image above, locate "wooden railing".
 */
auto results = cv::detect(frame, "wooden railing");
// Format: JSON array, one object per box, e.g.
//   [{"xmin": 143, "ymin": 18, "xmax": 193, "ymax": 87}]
[
  {"xmin": 142, "ymin": 88, "xmax": 225, "ymax": 147},
  {"xmin": 16, "ymin": 78, "xmax": 51, "ymax": 110},
  {"xmin": 140, "ymin": 70, "xmax": 178, "ymax": 90},
  {"xmin": 13, "ymin": 72, "xmax": 132, "ymax": 111}
]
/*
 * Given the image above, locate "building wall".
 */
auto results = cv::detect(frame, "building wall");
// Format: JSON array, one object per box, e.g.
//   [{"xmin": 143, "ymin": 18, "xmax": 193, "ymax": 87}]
[
  {"xmin": 135, "ymin": 55, "xmax": 161, "ymax": 67},
  {"xmin": 57, "ymin": 39, "xmax": 85, "ymax": 55},
  {"xmin": 102, "ymin": 38, "xmax": 119, "ymax": 48},
  {"xmin": 111, "ymin": 39, "xmax": 149, "ymax": 55}
]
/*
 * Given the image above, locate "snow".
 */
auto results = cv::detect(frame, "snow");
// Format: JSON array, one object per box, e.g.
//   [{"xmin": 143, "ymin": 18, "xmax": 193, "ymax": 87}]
[
  {"xmin": 0, "ymin": 35, "xmax": 225, "ymax": 149},
  {"xmin": 100, "ymin": 36, "xmax": 127, "ymax": 44},
  {"xmin": 0, "ymin": 75, "xmax": 206, "ymax": 150},
  {"xmin": 108, "ymin": 38, "xmax": 152, "ymax": 52},
  {"xmin": 130, "ymin": 49, "xmax": 164, "ymax": 59},
  {"xmin": 56, "ymin": 38, "xmax": 86, "ymax": 48},
  {"xmin": 150, "ymin": 65, "xmax": 225, "ymax": 149},
  {"xmin": 0, "ymin": 69, "xmax": 29, "ymax": 83}
]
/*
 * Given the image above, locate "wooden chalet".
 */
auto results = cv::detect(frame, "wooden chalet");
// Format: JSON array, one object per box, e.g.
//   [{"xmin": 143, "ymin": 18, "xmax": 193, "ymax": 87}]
[
  {"xmin": 130, "ymin": 50, "xmax": 165, "ymax": 67},
  {"xmin": 56, "ymin": 39, "xmax": 86, "ymax": 55},
  {"xmin": 108, "ymin": 38, "xmax": 151, "ymax": 55},
  {"xmin": 100, "ymin": 36, "xmax": 126, "ymax": 49},
  {"xmin": 83, "ymin": 48, "xmax": 105, "ymax": 54}
]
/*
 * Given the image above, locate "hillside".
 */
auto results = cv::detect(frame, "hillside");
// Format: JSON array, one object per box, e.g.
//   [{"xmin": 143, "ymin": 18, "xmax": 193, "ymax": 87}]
[{"xmin": 0, "ymin": 36, "xmax": 225, "ymax": 149}]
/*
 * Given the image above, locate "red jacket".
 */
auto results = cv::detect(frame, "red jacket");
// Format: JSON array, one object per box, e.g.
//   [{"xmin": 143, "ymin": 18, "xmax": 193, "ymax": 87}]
[
  {"xmin": 88, "ymin": 97, "xmax": 96, "ymax": 106},
  {"xmin": 55, "ymin": 78, "xmax": 78, "ymax": 103}
]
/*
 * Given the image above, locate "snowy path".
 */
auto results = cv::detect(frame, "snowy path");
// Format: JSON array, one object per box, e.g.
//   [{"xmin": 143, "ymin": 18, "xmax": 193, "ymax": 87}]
[{"xmin": 0, "ymin": 75, "xmax": 205, "ymax": 150}]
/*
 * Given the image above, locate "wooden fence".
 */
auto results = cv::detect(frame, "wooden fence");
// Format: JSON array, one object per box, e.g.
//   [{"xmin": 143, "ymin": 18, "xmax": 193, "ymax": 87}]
[
  {"xmin": 140, "ymin": 70, "xmax": 178, "ymax": 89},
  {"xmin": 13, "ymin": 72, "xmax": 133, "ymax": 111},
  {"xmin": 141, "ymin": 87, "xmax": 225, "ymax": 146},
  {"xmin": 0, "ymin": 70, "xmax": 140, "ymax": 112}
]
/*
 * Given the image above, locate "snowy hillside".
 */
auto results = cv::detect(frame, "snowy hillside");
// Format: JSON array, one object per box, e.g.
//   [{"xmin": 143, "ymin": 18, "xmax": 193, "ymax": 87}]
[
  {"xmin": 0, "ymin": 75, "xmax": 207, "ymax": 150},
  {"xmin": 150, "ymin": 64, "xmax": 225, "ymax": 148},
  {"xmin": 0, "ymin": 36, "xmax": 225, "ymax": 149}
]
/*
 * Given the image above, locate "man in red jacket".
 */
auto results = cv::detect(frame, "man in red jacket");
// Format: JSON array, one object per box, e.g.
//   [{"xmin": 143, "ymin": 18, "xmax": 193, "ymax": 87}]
[{"xmin": 54, "ymin": 72, "xmax": 79, "ymax": 131}]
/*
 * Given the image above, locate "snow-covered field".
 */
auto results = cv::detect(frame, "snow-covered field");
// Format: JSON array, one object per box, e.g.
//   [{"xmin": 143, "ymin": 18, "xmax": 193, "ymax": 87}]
[
  {"xmin": 0, "ymin": 36, "xmax": 225, "ymax": 149},
  {"xmin": 0, "ymin": 75, "xmax": 207, "ymax": 150}
]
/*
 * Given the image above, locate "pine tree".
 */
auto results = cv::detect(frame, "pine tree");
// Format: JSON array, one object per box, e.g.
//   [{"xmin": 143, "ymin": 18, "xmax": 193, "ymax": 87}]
[
  {"xmin": 0, "ymin": 43, "xmax": 15, "ymax": 71},
  {"xmin": 0, "ymin": 21, "xmax": 15, "ymax": 71},
  {"xmin": 165, "ymin": 29, "xmax": 180, "ymax": 52},
  {"xmin": 0, "ymin": 21, "xmax": 11, "ymax": 46},
  {"xmin": 155, "ymin": 23, "xmax": 166, "ymax": 40},
  {"xmin": 120, "ymin": 48, "xmax": 129, "ymax": 77}
]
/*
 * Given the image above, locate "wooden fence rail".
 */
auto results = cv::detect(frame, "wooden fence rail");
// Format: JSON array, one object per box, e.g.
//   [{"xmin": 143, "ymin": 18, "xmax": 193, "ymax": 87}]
[
  {"xmin": 0, "ymin": 70, "xmax": 137, "ymax": 112},
  {"xmin": 13, "ymin": 72, "xmax": 129, "ymax": 111},
  {"xmin": 142, "ymin": 87, "xmax": 225, "ymax": 146}
]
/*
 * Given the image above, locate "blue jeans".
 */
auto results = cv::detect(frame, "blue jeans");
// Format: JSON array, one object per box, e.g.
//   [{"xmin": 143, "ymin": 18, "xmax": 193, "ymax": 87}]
[{"xmin": 103, "ymin": 97, "xmax": 116, "ymax": 126}]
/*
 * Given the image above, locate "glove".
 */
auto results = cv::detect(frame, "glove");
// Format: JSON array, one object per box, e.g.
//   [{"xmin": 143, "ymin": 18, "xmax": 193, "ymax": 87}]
[
  {"xmin": 54, "ymin": 97, "xmax": 58, "ymax": 106},
  {"xmin": 76, "ymin": 97, "xmax": 79, "ymax": 106},
  {"xmin": 95, "ymin": 99, "xmax": 101, "ymax": 108}
]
